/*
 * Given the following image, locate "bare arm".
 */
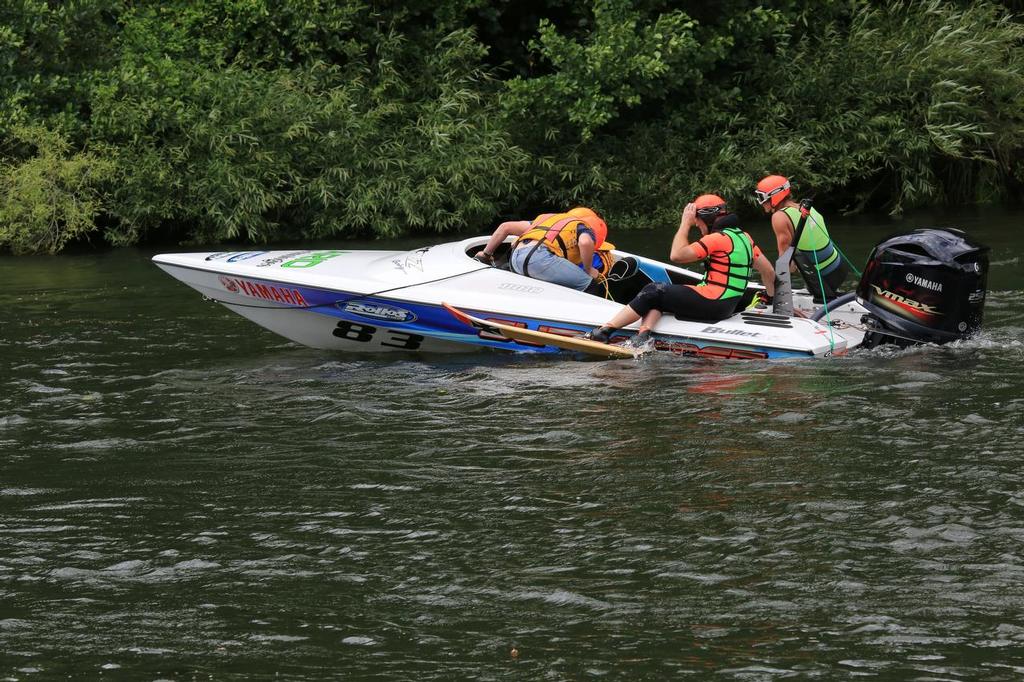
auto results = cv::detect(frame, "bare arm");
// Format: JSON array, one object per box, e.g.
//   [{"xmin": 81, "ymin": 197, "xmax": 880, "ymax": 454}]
[
  {"xmin": 771, "ymin": 210, "xmax": 794, "ymax": 255},
  {"xmin": 577, "ymin": 232, "xmax": 599, "ymax": 278},
  {"xmin": 771, "ymin": 211, "xmax": 799, "ymax": 273},
  {"xmin": 753, "ymin": 251, "xmax": 776, "ymax": 297},
  {"xmin": 481, "ymin": 220, "xmax": 531, "ymax": 256},
  {"xmin": 669, "ymin": 203, "xmax": 706, "ymax": 264}
]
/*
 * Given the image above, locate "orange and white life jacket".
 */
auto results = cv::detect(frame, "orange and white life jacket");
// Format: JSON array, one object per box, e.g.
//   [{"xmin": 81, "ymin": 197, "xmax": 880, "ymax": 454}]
[{"xmin": 513, "ymin": 209, "xmax": 608, "ymax": 266}]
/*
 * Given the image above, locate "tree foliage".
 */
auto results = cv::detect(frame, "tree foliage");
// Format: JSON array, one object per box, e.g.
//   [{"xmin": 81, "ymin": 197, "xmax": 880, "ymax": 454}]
[
  {"xmin": 0, "ymin": 125, "xmax": 114, "ymax": 253},
  {"xmin": 0, "ymin": 0, "xmax": 1021, "ymax": 252},
  {"xmin": 737, "ymin": 0, "xmax": 1024, "ymax": 214}
]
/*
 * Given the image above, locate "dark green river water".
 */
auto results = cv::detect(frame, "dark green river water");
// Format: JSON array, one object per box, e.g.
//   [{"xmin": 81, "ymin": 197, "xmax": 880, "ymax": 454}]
[{"xmin": 2, "ymin": 208, "xmax": 1023, "ymax": 679}]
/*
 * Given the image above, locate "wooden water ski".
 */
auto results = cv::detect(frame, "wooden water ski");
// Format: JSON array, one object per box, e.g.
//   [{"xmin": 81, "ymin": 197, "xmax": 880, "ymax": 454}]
[{"xmin": 442, "ymin": 303, "xmax": 637, "ymax": 359}]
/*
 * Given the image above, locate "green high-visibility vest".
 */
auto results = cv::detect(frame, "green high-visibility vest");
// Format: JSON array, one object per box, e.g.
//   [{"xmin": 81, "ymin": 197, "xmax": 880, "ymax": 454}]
[
  {"xmin": 699, "ymin": 227, "xmax": 753, "ymax": 300},
  {"xmin": 782, "ymin": 206, "xmax": 839, "ymax": 272}
]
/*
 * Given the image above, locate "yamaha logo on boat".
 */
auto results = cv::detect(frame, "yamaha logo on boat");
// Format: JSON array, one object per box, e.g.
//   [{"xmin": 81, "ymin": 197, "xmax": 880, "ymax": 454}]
[
  {"xmin": 905, "ymin": 272, "xmax": 943, "ymax": 292},
  {"xmin": 341, "ymin": 302, "xmax": 417, "ymax": 322},
  {"xmin": 219, "ymin": 276, "xmax": 239, "ymax": 293}
]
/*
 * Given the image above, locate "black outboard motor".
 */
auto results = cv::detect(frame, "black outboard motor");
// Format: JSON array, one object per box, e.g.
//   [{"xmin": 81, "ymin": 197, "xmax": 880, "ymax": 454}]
[{"xmin": 856, "ymin": 228, "xmax": 988, "ymax": 348}]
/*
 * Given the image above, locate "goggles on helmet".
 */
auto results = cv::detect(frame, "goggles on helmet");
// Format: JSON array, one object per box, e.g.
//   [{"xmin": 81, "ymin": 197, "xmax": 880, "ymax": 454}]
[
  {"xmin": 696, "ymin": 205, "xmax": 724, "ymax": 221},
  {"xmin": 754, "ymin": 180, "xmax": 790, "ymax": 205}
]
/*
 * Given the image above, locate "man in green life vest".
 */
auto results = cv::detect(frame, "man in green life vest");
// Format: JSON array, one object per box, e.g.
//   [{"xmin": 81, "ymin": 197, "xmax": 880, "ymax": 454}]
[{"xmin": 755, "ymin": 175, "xmax": 850, "ymax": 303}]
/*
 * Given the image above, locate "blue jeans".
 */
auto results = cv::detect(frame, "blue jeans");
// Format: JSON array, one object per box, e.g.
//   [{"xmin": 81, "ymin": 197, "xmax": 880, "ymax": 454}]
[{"xmin": 510, "ymin": 244, "xmax": 593, "ymax": 291}]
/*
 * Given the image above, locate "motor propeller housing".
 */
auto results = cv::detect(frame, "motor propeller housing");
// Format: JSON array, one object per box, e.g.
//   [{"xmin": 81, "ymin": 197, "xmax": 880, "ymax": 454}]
[{"xmin": 855, "ymin": 228, "xmax": 989, "ymax": 348}]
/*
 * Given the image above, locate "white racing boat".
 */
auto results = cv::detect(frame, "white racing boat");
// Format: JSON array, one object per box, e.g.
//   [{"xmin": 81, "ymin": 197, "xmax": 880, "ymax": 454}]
[{"xmin": 152, "ymin": 228, "xmax": 988, "ymax": 360}]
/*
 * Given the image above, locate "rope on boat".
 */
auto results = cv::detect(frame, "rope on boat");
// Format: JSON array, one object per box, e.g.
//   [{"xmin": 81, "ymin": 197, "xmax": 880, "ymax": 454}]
[
  {"xmin": 831, "ymin": 320, "xmax": 934, "ymax": 346},
  {"xmin": 808, "ymin": 238, "xmax": 837, "ymax": 354}
]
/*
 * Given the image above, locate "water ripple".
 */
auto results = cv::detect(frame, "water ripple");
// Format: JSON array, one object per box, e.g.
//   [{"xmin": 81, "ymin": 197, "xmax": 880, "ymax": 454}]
[{"xmin": 2, "ymin": 241, "xmax": 1024, "ymax": 678}]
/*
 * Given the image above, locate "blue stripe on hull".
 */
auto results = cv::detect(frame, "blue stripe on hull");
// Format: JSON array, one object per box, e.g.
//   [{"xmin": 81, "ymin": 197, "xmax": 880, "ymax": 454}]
[{"xmin": 233, "ymin": 278, "xmax": 811, "ymax": 360}]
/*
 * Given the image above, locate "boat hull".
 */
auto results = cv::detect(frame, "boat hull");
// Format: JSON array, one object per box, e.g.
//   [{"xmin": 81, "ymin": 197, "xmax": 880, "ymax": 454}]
[
  {"xmin": 152, "ymin": 261, "xmax": 508, "ymax": 353},
  {"xmin": 153, "ymin": 238, "xmax": 866, "ymax": 359}
]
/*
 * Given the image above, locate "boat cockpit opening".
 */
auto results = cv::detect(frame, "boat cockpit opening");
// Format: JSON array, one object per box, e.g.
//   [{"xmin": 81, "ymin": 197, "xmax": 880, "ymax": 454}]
[{"xmin": 468, "ymin": 241, "xmax": 514, "ymax": 271}]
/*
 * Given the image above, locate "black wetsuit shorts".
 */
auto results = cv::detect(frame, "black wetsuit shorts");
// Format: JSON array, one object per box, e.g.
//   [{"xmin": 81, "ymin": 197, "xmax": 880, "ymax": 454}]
[{"xmin": 628, "ymin": 282, "xmax": 738, "ymax": 322}]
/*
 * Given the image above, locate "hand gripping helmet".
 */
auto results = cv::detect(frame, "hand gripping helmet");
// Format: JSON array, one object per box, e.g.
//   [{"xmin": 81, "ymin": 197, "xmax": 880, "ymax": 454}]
[
  {"xmin": 694, "ymin": 194, "xmax": 727, "ymax": 223},
  {"xmin": 755, "ymin": 175, "xmax": 791, "ymax": 208}
]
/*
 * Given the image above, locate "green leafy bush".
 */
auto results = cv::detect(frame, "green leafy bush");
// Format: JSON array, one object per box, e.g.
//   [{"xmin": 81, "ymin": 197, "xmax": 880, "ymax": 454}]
[
  {"xmin": 0, "ymin": 126, "xmax": 114, "ymax": 254},
  {"xmin": 0, "ymin": 0, "xmax": 1021, "ymax": 252},
  {"xmin": 505, "ymin": 0, "xmax": 1024, "ymax": 221},
  {"xmin": 733, "ymin": 0, "xmax": 1024, "ymax": 214},
  {"xmin": 91, "ymin": 27, "xmax": 528, "ymax": 245}
]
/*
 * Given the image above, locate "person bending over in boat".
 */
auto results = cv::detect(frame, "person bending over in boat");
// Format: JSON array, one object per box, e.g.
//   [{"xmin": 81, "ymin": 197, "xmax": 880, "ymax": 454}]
[
  {"xmin": 755, "ymin": 174, "xmax": 849, "ymax": 303},
  {"xmin": 474, "ymin": 207, "xmax": 611, "ymax": 295},
  {"xmin": 583, "ymin": 195, "xmax": 775, "ymax": 345}
]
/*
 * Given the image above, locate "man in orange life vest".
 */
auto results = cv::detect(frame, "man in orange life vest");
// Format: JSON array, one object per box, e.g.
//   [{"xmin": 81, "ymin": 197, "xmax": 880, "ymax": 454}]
[
  {"xmin": 474, "ymin": 207, "xmax": 609, "ymax": 294},
  {"xmin": 585, "ymin": 195, "xmax": 775, "ymax": 345}
]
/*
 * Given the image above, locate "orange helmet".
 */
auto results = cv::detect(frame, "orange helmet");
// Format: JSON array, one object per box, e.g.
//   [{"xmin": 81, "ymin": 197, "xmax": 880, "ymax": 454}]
[
  {"xmin": 694, "ymin": 194, "xmax": 727, "ymax": 223},
  {"xmin": 568, "ymin": 206, "xmax": 607, "ymax": 247},
  {"xmin": 755, "ymin": 175, "xmax": 791, "ymax": 208}
]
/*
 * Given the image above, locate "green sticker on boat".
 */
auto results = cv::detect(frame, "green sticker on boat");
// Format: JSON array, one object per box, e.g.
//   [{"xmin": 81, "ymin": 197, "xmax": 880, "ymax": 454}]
[{"xmin": 281, "ymin": 250, "xmax": 348, "ymax": 268}]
